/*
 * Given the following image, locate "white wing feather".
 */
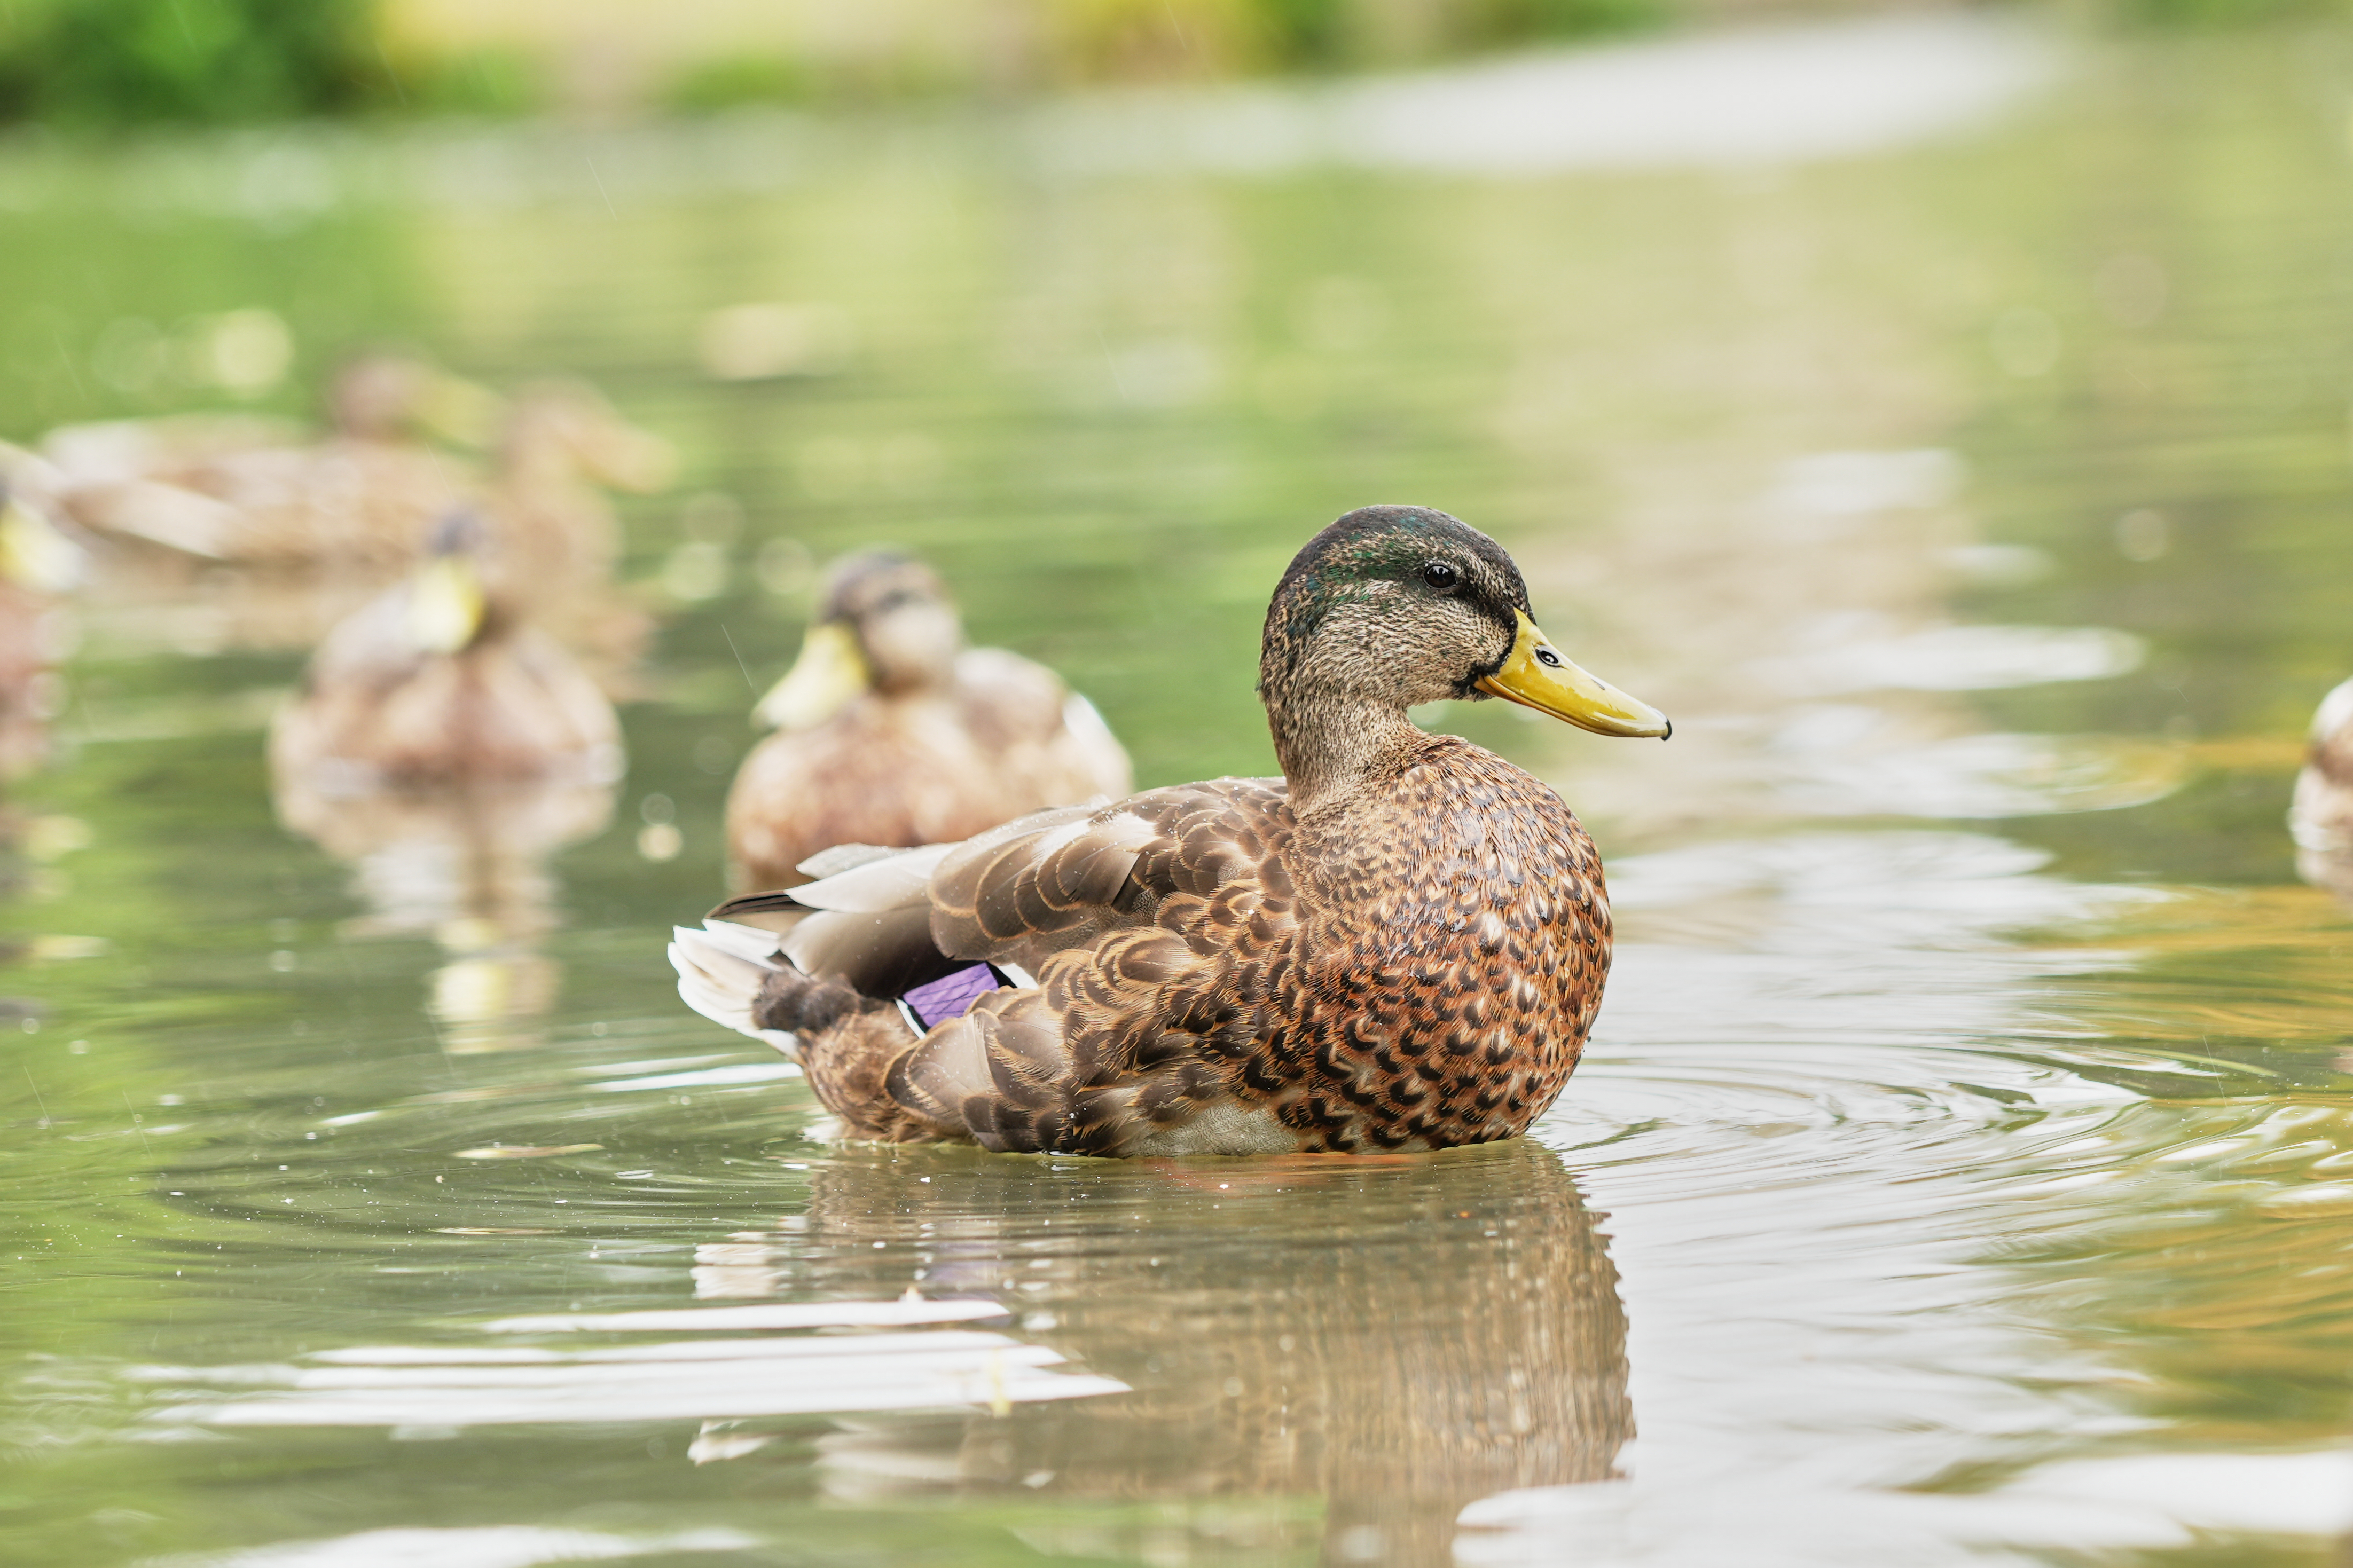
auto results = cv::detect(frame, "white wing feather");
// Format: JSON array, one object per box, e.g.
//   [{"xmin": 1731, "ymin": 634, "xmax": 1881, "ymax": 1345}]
[
  {"xmin": 668, "ymin": 924, "xmax": 802, "ymax": 1059},
  {"xmin": 787, "ymin": 842, "xmax": 955, "ymax": 914}
]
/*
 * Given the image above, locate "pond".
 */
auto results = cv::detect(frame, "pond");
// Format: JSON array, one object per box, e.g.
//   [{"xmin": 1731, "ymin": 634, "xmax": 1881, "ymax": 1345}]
[{"xmin": 4, "ymin": 14, "xmax": 2352, "ymax": 1566}]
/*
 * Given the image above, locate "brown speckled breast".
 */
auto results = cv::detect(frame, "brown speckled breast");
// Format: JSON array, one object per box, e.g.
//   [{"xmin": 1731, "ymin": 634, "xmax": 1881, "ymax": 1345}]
[{"xmin": 1264, "ymin": 736, "xmax": 1607, "ymax": 1149}]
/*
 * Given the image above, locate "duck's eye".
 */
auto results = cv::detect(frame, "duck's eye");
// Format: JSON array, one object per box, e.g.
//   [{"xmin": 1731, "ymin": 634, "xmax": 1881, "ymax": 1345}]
[
  {"xmin": 1421, "ymin": 562, "xmax": 1458, "ymax": 589},
  {"xmin": 1536, "ymin": 647, "xmax": 1563, "ymax": 668}
]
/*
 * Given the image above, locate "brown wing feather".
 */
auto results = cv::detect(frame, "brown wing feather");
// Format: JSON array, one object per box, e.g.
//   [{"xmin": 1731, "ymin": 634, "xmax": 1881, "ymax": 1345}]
[
  {"xmin": 894, "ymin": 779, "xmax": 1297, "ymax": 1153},
  {"xmin": 892, "ymin": 987, "xmax": 1154, "ymax": 1155},
  {"xmin": 928, "ymin": 779, "xmax": 1285, "ymax": 967}
]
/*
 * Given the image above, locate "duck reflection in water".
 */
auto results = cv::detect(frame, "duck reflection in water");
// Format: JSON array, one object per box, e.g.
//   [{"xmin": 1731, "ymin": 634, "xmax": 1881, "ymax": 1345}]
[
  {"xmin": 691, "ymin": 1139, "xmax": 1631, "ymax": 1567},
  {"xmin": 270, "ymin": 510, "xmax": 623, "ymax": 1050},
  {"xmin": 2291, "ymin": 676, "xmax": 2353, "ymax": 906}
]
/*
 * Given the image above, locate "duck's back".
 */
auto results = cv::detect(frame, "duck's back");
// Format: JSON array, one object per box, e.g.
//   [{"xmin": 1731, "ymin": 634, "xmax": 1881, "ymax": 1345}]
[{"xmin": 112, "ymin": 440, "xmax": 466, "ymax": 568}]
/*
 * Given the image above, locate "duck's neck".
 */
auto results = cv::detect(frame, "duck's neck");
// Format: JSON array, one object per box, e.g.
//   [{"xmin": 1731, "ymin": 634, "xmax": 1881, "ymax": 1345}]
[
  {"xmin": 1265, "ymin": 688, "xmax": 1425, "ymax": 821},
  {"xmin": 867, "ymin": 646, "xmax": 959, "ymax": 700}
]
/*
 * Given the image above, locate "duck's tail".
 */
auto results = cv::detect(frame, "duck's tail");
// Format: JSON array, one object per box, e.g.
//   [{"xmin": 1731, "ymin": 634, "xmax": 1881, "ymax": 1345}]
[
  {"xmin": 668, "ymin": 839, "xmax": 964, "ymax": 1065},
  {"xmin": 669, "ymin": 814, "xmax": 1116, "ymax": 1146},
  {"xmin": 667, "ymin": 918, "xmax": 810, "ymax": 1061}
]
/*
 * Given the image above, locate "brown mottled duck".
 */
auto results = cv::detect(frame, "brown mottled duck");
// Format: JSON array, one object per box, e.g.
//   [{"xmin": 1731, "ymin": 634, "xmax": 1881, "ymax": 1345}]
[
  {"xmin": 269, "ymin": 511, "xmax": 623, "ymax": 808},
  {"xmin": 724, "ymin": 550, "xmax": 1132, "ymax": 888},
  {"xmin": 673, "ymin": 506, "xmax": 1669, "ymax": 1156}
]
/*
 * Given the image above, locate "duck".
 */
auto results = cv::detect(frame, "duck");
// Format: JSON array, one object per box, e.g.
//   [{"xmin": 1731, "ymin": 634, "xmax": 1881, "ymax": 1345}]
[
  {"xmin": 271, "ymin": 510, "xmax": 623, "ymax": 1055},
  {"xmin": 2291, "ymin": 676, "xmax": 2353, "ymax": 902},
  {"xmin": 269, "ymin": 509, "xmax": 624, "ymax": 811},
  {"xmin": 0, "ymin": 483, "xmax": 86, "ymax": 781},
  {"xmin": 41, "ymin": 349, "xmax": 499, "ymax": 482},
  {"xmin": 724, "ymin": 550, "xmax": 1133, "ymax": 888},
  {"xmin": 672, "ymin": 505, "xmax": 1669, "ymax": 1156},
  {"xmin": 36, "ymin": 351, "xmax": 495, "ymax": 564},
  {"xmin": 45, "ymin": 377, "xmax": 667, "ymax": 590}
]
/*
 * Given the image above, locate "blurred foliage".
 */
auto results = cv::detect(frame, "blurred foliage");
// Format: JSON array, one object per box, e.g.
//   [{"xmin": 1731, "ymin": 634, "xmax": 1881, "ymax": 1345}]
[
  {"xmin": 0, "ymin": 0, "xmax": 384, "ymax": 126},
  {"xmin": 2114, "ymin": 0, "xmax": 2323, "ymax": 22},
  {"xmin": 389, "ymin": 49, "xmax": 547, "ymax": 115},
  {"xmin": 663, "ymin": 50, "xmax": 960, "ymax": 113},
  {"xmin": 0, "ymin": 0, "xmax": 1672, "ymax": 128},
  {"xmin": 666, "ymin": 57, "xmax": 823, "ymax": 114},
  {"xmin": 1245, "ymin": 0, "xmax": 1665, "ymax": 68},
  {"xmin": 0, "ymin": 0, "xmax": 557, "ymax": 128},
  {"xmin": 1028, "ymin": 0, "xmax": 1669, "ymax": 88}
]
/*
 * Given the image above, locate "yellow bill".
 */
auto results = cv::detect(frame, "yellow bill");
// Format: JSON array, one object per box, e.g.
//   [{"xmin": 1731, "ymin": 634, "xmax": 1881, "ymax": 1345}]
[
  {"xmin": 408, "ymin": 553, "xmax": 487, "ymax": 655},
  {"xmin": 756, "ymin": 620, "xmax": 870, "ymax": 731},
  {"xmin": 1476, "ymin": 610, "xmax": 1670, "ymax": 739}
]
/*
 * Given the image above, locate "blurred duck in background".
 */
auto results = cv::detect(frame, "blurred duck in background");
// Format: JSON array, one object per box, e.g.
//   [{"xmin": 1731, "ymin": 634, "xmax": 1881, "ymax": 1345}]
[
  {"xmin": 479, "ymin": 382, "xmax": 672, "ymax": 686},
  {"xmin": 2290, "ymin": 676, "xmax": 2353, "ymax": 904},
  {"xmin": 270, "ymin": 509, "xmax": 624, "ymax": 1052},
  {"xmin": 270, "ymin": 509, "xmax": 622, "ymax": 802},
  {"xmin": 44, "ymin": 376, "xmax": 665, "ymax": 585},
  {"xmin": 726, "ymin": 550, "xmax": 1131, "ymax": 888},
  {"xmin": 37, "ymin": 349, "xmax": 497, "ymax": 571},
  {"xmin": 484, "ymin": 380, "xmax": 673, "ymax": 594},
  {"xmin": 0, "ymin": 483, "xmax": 87, "ymax": 781},
  {"xmin": 42, "ymin": 348, "xmax": 500, "ymax": 483},
  {"xmin": 29, "ymin": 374, "xmax": 669, "ymax": 669}
]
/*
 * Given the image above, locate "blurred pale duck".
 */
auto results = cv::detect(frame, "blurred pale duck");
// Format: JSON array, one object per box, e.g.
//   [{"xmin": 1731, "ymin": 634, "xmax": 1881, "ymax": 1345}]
[
  {"xmin": 43, "ymin": 349, "xmax": 499, "ymax": 478},
  {"xmin": 674, "ymin": 506, "xmax": 1670, "ymax": 1157},
  {"xmin": 269, "ymin": 510, "xmax": 623, "ymax": 807},
  {"xmin": 44, "ymin": 377, "xmax": 668, "ymax": 595},
  {"xmin": 724, "ymin": 550, "xmax": 1132, "ymax": 889}
]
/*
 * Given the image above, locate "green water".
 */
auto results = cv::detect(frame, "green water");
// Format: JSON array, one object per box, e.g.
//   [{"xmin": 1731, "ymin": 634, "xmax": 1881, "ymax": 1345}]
[{"xmin": 5, "ymin": 20, "xmax": 2353, "ymax": 1567}]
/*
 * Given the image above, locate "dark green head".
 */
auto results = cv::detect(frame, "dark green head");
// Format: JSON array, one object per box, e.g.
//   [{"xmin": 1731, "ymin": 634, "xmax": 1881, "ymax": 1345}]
[
  {"xmin": 1259, "ymin": 505, "xmax": 1669, "ymax": 754},
  {"xmin": 1261, "ymin": 506, "xmax": 1531, "ymax": 709}
]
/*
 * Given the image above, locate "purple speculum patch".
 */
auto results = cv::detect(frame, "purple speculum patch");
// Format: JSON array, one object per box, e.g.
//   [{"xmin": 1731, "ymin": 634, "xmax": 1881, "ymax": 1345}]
[{"xmin": 901, "ymin": 963, "xmax": 1006, "ymax": 1029}]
